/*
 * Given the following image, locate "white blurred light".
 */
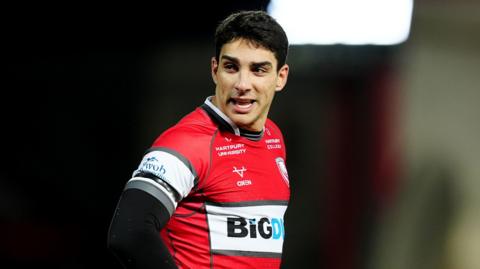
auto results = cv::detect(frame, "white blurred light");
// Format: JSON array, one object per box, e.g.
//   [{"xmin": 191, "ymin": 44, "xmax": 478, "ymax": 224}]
[{"xmin": 267, "ymin": 0, "xmax": 413, "ymax": 45}]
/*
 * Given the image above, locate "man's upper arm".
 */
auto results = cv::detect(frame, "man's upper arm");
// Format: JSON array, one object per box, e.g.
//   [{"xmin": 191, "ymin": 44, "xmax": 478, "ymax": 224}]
[{"xmin": 125, "ymin": 146, "xmax": 198, "ymax": 215}]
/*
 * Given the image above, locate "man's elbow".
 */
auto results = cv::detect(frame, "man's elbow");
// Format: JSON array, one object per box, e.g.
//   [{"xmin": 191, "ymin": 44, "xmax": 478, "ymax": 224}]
[{"xmin": 107, "ymin": 228, "xmax": 131, "ymax": 260}]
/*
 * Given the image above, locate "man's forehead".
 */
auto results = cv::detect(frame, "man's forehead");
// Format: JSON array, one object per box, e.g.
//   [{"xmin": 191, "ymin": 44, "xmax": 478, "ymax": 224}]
[{"xmin": 220, "ymin": 39, "xmax": 277, "ymax": 66}]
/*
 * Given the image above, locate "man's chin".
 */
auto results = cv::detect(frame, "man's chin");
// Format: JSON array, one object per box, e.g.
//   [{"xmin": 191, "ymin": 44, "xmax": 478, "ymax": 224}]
[{"xmin": 229, "ymin": 114, "xmax": 253, "ymax": 129}]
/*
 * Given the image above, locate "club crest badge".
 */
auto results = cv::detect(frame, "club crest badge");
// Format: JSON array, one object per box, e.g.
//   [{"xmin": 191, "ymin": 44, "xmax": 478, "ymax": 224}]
[{"xmin": 275, "ymin": 157, "xmax": 289, "ymax": 187}]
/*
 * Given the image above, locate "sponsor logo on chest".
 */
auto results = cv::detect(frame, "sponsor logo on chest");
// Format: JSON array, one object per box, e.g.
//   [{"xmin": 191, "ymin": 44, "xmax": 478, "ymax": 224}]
[
  {"xmin": 205, "ymin": 203, "xmax": 287, "ymax": 256},
  {"xmin": 227, "ymin": 217, "xmax": 284, "ymax": 240},
  {"xmin": 215, "ymin": 143, "xmax": 246, "ymax": 157},
  {"xmin": 265, "ymin": 138, "xmax": 282, "ymax": 150},
  {"xmin": 232, "ymin": 166, "xmax": 253, "ymax": 187}
]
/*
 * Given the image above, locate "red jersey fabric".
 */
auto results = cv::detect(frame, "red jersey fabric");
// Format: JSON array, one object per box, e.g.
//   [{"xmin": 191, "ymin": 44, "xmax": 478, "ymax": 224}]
[{"xmin": 133, "ymin": 97, "xmax": 290, "ymax": 268}]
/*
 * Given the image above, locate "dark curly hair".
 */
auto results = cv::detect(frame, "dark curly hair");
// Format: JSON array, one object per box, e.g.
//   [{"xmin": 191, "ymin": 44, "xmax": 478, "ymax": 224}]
[{"xmin": 214, "ymin": 10, "xmax": 289, "ymax": 71}]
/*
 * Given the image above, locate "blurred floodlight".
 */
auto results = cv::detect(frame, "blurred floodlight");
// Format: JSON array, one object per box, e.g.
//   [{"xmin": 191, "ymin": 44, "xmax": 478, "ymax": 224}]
[{"xmin": 267, "ymin": 0, "xmax": 413, "ymax": 45}]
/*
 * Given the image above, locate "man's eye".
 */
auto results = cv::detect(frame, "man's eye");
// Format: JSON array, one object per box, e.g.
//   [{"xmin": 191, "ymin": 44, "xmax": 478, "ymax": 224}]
[
  {"xmin": 253, "ymin": 67, "xmax": 268, "ymax": 74},
  {"xmin": 224, "ymin": 63, "xmax": 237, "ymax": 71}
]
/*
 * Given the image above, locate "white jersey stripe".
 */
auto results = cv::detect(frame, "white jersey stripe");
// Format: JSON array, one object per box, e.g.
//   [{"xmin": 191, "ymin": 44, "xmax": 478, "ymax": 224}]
[{"xmin": 133, "ymin": 150, "xmax": 195, "ymax": 199}]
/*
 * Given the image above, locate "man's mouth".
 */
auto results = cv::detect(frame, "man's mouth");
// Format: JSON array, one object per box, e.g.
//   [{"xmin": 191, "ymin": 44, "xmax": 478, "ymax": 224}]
[{"xmin": 229, "ymin": 98, "xmax": 256, "ymax": 113}]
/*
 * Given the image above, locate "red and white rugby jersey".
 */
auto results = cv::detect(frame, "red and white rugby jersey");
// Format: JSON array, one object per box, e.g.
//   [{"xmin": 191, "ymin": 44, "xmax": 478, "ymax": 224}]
[{"xmin": 127, "ymin": 97, "xmax": 290, "ymax": 269}]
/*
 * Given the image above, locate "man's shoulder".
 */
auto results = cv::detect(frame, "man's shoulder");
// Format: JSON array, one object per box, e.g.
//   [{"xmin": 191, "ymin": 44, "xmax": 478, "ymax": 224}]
[
  {"xmin": 154, "ymin": 107, "xmax": 217, "ymax": 146},
  {"xmin": 172, "ymin": 107, "xmax": 217, "ymax": 134},
  {"xmin": 265, "ymin": 118, "xmax": 284, "ymax": 136}
]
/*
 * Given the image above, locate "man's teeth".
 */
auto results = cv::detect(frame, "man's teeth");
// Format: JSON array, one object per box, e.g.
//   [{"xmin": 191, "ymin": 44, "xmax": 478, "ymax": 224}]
[{"xmin": 237, "ymin": 102, "xmax": 252, "ymax": 108}]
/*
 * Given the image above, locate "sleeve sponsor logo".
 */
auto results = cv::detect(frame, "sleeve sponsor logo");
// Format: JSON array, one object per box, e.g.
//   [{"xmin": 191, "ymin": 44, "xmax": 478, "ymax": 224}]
[
  {"xmin": 138, "ymin": 156, "xmax": 166, "ymax": 177},
  {"xmin": 133, "ymin": 150, "xmax": 195, "ymax": 199}
]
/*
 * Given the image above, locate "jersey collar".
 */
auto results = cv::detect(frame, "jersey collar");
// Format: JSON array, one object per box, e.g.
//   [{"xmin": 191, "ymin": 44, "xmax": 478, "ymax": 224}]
[{"xmin": 201, "ymin": 96, "xmax": 263, "ymax": 141}]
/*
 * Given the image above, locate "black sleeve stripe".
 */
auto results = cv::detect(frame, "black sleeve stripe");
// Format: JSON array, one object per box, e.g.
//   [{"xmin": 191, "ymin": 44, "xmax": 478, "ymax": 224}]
[
  {"xmin": 125, "ymin": 178, "xmax": 175, "ymax": 216},
  {"xmin": 133, "ymin": 171, "xmax": 181, "ymax": 201},
  {"xmin": 146, "ymin": 146, "xmax": 199, "ymax": 186}
]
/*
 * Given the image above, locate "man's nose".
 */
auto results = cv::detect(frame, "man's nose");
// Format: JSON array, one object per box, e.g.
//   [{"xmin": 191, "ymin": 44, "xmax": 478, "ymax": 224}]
[{"xmin": 234, "ymin": 71, "xmax": 251, "ymax": 93}]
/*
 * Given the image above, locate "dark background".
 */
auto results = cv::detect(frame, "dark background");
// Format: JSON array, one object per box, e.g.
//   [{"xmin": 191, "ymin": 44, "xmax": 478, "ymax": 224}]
[
  {"xmin": 2, "ymin": 2, "xmax": 275, "ymax": 268},
  {"xmin": 3, "ymin": 1, "xmax": 480, "ymax": 268}
]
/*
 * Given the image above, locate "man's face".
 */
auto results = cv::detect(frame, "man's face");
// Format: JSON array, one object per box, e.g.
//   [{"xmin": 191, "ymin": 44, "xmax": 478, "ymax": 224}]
[{"xmin": 211, "ymin": 38, "xmax": 289, "ymax": 132}]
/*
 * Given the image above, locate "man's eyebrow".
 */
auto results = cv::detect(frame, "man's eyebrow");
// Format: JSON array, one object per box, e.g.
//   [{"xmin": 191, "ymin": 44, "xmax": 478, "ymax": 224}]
[
  {"xmin": 221, "ymin": 55, "xmax": 239, "ymax": 64},
  {"xmin": 251, "ymin": 61, "xmax": 273, "ymax": 69},
  {"xmin": 221, "ymin": 55, "xmax": 273, "ymax": 68}
]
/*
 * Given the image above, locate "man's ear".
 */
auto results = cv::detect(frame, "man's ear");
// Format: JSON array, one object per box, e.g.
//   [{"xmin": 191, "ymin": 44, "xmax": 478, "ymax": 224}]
[
  {"xmin": 211, "ymin": 57, "xmax": 218, "ymax": 84},
  {"xmin": 275, "ymin": 64, "xmax": 289, "ymax": 92}
]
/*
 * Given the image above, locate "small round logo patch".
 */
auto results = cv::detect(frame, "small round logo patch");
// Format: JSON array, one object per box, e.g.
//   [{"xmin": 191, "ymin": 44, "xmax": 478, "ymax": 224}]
[{"xmin": 275, "ymin": 157, "xmax": 289, "ymax": 187}]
